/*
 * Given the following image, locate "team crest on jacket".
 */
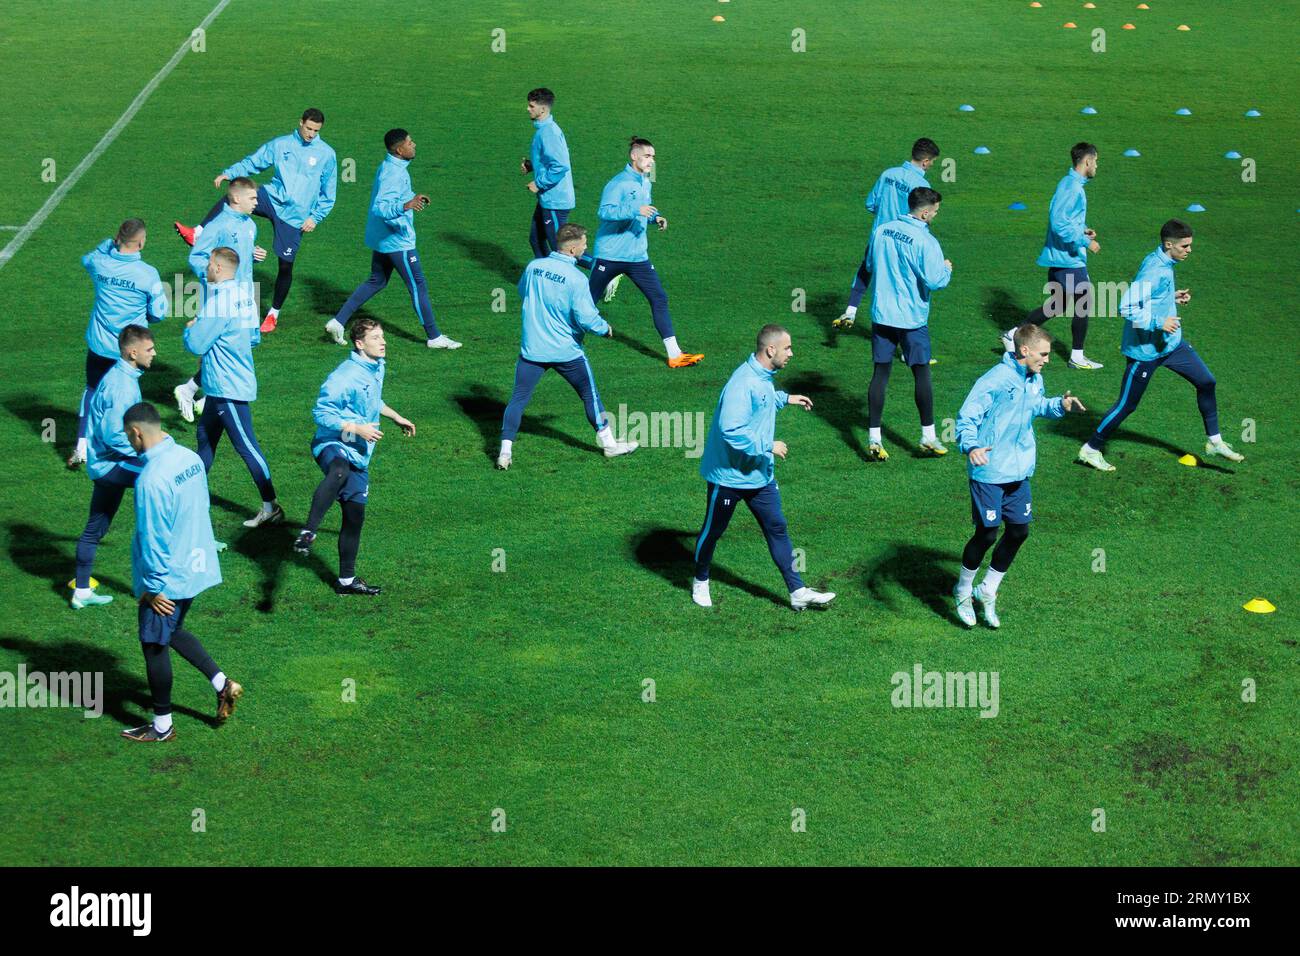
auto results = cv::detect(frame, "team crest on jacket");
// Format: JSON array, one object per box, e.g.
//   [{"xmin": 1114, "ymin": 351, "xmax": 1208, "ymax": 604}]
[{"xmin": 309, "ymin": 157, "xmax": 318, "ymax": 166}]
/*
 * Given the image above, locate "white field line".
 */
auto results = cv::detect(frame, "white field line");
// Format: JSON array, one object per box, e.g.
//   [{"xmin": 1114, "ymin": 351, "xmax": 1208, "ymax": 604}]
[{"xmin": 0, "ymin": 0, "xmax": 232, "ymax": 270}]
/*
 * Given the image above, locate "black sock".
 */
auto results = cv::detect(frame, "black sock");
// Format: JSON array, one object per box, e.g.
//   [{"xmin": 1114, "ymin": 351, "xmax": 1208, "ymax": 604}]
[{"xmin": 339, "ymin": 501, "xmax": 366, "ymax": 579}]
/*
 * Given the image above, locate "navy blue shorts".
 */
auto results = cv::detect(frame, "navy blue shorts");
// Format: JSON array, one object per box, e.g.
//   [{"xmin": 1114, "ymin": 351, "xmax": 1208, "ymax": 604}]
[
  {"xmin": 970, "ymin": 478, "xmax": 1032, "ymax": 528},
  {"xmin": 871, "ymin": 323, "xmax": 931, "ymax": 365},
  {"xmin": 316, "ymin": 446, "xmax": 369, "ymax": 503},
  {"xmin": 255, "ymin": 186, "xmax": 304, "ymax": 262},
  {"xmin": 138, "ymin": 597, "xmax": 194, "ymax": 647}
]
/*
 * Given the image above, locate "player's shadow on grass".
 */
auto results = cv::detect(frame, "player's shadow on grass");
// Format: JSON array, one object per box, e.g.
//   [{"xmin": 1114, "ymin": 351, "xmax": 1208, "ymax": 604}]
[
  {"xmin": 4, "ymin": 395, "xmax": 74, "ymax": 465},
  {"xmin": 810, "ymin": 291, "xmax": 848, "ymax": 349},
  {"xmin": 983, "ymin": 287, "xmax": 1070, "ymax": 360},
  {"xmin": 0, "ymin": 635, "xmax": 217, "ymax": 728},
  {"xmin": 296, "ymin": 275, "xmax": 425, "ymax": 344},
  {"xmin": 206, "ymin": 495, "xmax": 335, "ymax": 610},
  {"xmin": 441, "ymin": 232, "xmax": 525, "ymax": 284},
  {"xmin": 864, "ymin": 543, "xmax": 959, "ymax": 623},
  {"xmin": 610, "ymin": 329, "xmax": 666, "ymax": 364},
  {"xmin": 1052, "ymin": 413, "xmax": 1237, "ymax": 474},
  {"xmin": 630, "ymin": 526, "xmax": 787, "ymax": 607},
  {"xmin": 783, "ymin": 370, "xmax": 911, "ymax": 461},
  {"xmin": 5, "ymin": 521, "xmax": 133, "ymax": 599},
  {"xmin": 452, "ymin": 384, "xmax": 591, "ymax": 462}
]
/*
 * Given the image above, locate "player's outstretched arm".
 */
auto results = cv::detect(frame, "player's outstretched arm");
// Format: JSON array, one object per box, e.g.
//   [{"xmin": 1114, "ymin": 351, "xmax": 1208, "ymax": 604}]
[{"xmin": 381, "ymin": 404, "xmax": 415, "ymax": 436}]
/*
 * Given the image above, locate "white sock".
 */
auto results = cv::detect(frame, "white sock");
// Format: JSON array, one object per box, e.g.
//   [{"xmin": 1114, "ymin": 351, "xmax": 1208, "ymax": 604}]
[
  {"xmin": 869, "ymin": 427, "xmax": 882, "ymax": 445},
  {"xmin": 981, "ymin": 567, "xmax": 1005, "ymax": 595},
  {"xmin": 663, "ymin": 335, "xmax": 682, "ymax": 359},
  {"xmin": 595, "ymin": 426, "xmax": 617, "ymax": 449},
  {"xmin": 1071, "ymin": 349, "xmax": 1086, "ymax": 363},
  {"xmin": 267, "ymin": 308, "xmax": 279, "ymax": 319},
  {"xmin": 261, "ymin": 501, "xmax": 275, "ymax": 514},
  {"xmin": 921, "ymin": 424, "xmax": 937, "ymax": 443},
  {"xmin": 338, "ymin": 576, "xmax": 355, "ymax": 586},
  {"xmin": 499, "ymin": 439, "xmax": 513, "ymax": 457},
  {"xmin": 1208, "ymin": 433, "xmax": 1222, "ymax": 445},
  {"xmin": 845, "ymin": 305, "xmax": 858, "ymax": 318},
  {"xmin": 178, "ymin": 378, "xmax": 199, "ymax": 400},
  {"xmin": 154, "ymin": 712, "xmax": 173, "ymax": 734},
  {"xmin": 956, "ymin": 566, "xmax": 978, "ymax": 596},
  {"xmin": 193, "ymin": 224, "xmax": 204, "ymax": 239},
  {"xmin": 211, "ymin": 672, "xmax": 226, "ymax": 692},
  {"xmin": 73, "ymin": 587, "xmax": 94, "ymax": 600}
]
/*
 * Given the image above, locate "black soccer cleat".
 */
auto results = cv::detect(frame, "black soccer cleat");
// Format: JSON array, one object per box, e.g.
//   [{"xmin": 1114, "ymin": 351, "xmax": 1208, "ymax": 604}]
[
  {"xmin": 121, "ymin": 723, "xmax": 177, "ymax": 743},
  {"xmin": 293, "ymin": 530, "xmax": 316, "ymax": 555},
  {"xmin": 334, "ymin": 577, "xmax": 381, "ymax": 597}
]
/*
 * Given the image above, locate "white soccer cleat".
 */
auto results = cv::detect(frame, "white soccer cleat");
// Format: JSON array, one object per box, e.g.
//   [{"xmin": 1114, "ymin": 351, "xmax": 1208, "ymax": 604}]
[
  {"xmin": 427, "ymin": 334, "xmax": 462, "ymax": 350},
  {"xmin": 602, "ymin": 273, "xmax": 623, "ymax": 303},
  {"xmin": 919, "ymin": 439, "xmax": 948, "ymax": 456},
  {"xmin": 242, "ymin": 504, "xmax": 285, "ymax": 529},
  {"xmin": 692, "ymin": 579, "xmax": 712, "ymax": 608},
  {"xmin": 790, "ymin": 586, "xmax": 836, "ymax": 611},
  {"xmin": 174, "ymin": 385, "xmax": 196, "ymax": 423},
  {"xmin": 1067, "ymin": 355, "xmax": 1105, "ymax": 370},
  {"xmin": 953, "ymin": 586, "xmax": 976, "ymax": 628},
  {"xmin": 495, "ymin": 452, "xmax": 511, "ymax": 470},
  {"xmin": 1205, "ymin": 439, "xmax": 1244, "ymax": 463},
  {"xmin": 1001, "ymin": 329, "xmax": 1016, "ymax": 354},
  {"xmin": 325, "ymin": 318, "xmax": 347, "ymax": 346},
  {"xmin": 603, "ymin": 439, "xmax": 639, "ymax": 458},
  {"xmin": 974, "ymin": 582, "xmax": 1000, "ymax": 629},
  {"xmin": 1077, "ymin": 444, "xmax": 1115, "ymax": 472}
]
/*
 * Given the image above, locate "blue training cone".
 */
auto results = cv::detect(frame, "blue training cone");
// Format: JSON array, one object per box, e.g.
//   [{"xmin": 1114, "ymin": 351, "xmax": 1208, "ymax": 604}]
[
  {"xmin": 1123, "ymin": 148, "xmax": 1141, "ymax": 157},
  {"xmin": 1175, "ymin": 107, "xmax": 1192, "ymax": 116},
  {"xmin": 1225, "ymin": 150, "xmax": 1242, "ymax": 159},
  {"xmin": 1186, "ymin": 203, "xmax": 1206, "ymax": 212},
  {"xmin": 1008, "ymin": 202, "xmax": 1027, "ymax": 211},
  {"xmin": 1245, "ymin": 109, "xmax": 1261, "ymax": 117},
  {"xmin": 958, "ymin": 104, "xmax": 975, "ymax": 112},
  {"xmin": 973, "ymin": 146, "xmax": 990, "ymax": 155},
  {"xmin": 1080, "ymin": 106, "xmax": 1098, "ymax": 115}
]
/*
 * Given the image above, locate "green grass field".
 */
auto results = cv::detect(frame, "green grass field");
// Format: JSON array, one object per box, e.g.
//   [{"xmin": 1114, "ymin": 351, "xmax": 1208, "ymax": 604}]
[{"xmin": 1, "ymin": 0, "xmax": 1296, "ymax": 866}]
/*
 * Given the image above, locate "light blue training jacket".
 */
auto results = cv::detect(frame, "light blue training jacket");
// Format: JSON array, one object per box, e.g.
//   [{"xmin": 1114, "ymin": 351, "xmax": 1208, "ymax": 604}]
[
  {"xmin": 364, "ymin": 154, "xmax": 418, "ymax": 253},
  {"xmin": 530, "ymin": 116, "xmax": 575, "ymax": 211},
  {"xmin": 222, "ymin": 129, "xmax": 338, "ymax": 228},
  {"xmin": 957, "ymin": 352, "xmax": 1065, "ymax": 485},
  {"xmin": 865, "ymin": 159, "xmax": 931, "ymax": 247},
  {"xmin": 86, "ymin": 359, "xmax": 144, "ymax": 481},
  {"xmin": 1036, "ymin": 168, "xmax": 1091, "ymax": 269},
  {"xmin": 132, "ymin": 435, "xmax": 223, "ymax": 599},
  {"xmin": 312, "ymin": 351, "xmax": 386, "ymax": 469},
  {"xmin": 699, "ymin": 355, "xmax": 790, "ymax": 490},
  {"xmin": 519, "ymin": 251, "xmax": 610, "ymax": 363},
  {"xmin": 183, "ymin": 278, "xmax": 261, "ymax": 401},
  {"xmin": 82, "ymin": 239, "xmax": 168, "ymax": 359},
  {"xmin": 1118, "ymin": 245, "xmax": 1183, "ymax": 362},
  {"xmin": 594, "ymin": 164, "xmax": 654, "ymax": 262},
  {"xmin": 189, "ymin": 204, "xmax": 258, "ymax": 289},
  {"xmin": 870, "ymin": 214, "xmax": 951, "ymax": 329}
]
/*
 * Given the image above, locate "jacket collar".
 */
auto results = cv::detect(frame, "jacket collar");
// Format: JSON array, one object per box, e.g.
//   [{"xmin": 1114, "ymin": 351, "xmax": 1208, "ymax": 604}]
[
  {"xmin": 533, "ymin": 115, "xmax": 554, "ymax": 129},
  {"xmin": 349, "ymin": 350, "xmax": 384, "ymax": 374},
  {"xmin": 108, "ymin": 244, "xmax": 140, "ymax": 262},
  {"xmin": 144, "ymin": 434, "xmax": 176, "ymax": 461},
  {"xmin": 746, "ymin": 354, "xmax": 777, "ymax": 381},
  {"xmin": 114, "ymin": 358, "xmax": 143, "ymax": 380},
  {"xmin": 1153, "ymin": 245, "xmax": 1175, "ymax": 267},
  {"xmin": 1068, "ymin": 168, "xmax": 1089, "ymax": 187},
  {"xmin": 1001, "ymin": 351, "xmax": 1035, "ymax": 380},
  {"xmin": 386, "ymin": 153, "xmax": 411, "ymax": 170},
  {"xmin": 624, "ymin": 163, "xmax": 645, "ymax": 184},
  {"xmin": 547, "ymin": 251, "xmax": 576, "ymax": 265}
]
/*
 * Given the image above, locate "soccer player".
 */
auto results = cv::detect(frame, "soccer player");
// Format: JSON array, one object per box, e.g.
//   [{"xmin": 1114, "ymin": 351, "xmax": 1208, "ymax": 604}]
[
  {"xmin": 1004, "ymin": 143, "xmax": 1105, "ymax": 370},
  {"xmin": 173, "ymin": 177, "xmax": 265, "ymax": 423},
  {"xmin": 521, "ymin": 88, "xmax": 576, "ymax": 259},
  {"xmin": 497, "ymin": 224, "xmax": 637, "ymax": 469},
  {"xmin": 587, "ymin": 137, "xmax": 703, "ymax": 368},
  {"xmin": 1077, "ymin": 219, "xmax": 1244, "ymax": 472},
  {"xmin": 71, "ymin": 326, "xmax": 156, "ymax": 610},
  {"xmin": 183, "ymin": 247, "xmax": 284, "ymax": 528},
  {"xmin": 293, "ymin": 317, "xmax": 416, "ymax": 596},
  {"xmin": 120, "ymin": 401, "xmax": 241, "ymax": 742},
  {"xmin": 692, "ymin": 325, "xmax": 835, "ymax": 611},
  {"xmin": 326, "ymin": 129, "xmax": 461, "ymax": 351},
  {"xmin": 953, "ymin": 324, "xmax": 1086, "ymax": 629},
  {"xmin": 833, "ymin": 137, "xmax": 940, "ymax": 329},
  {"xmin": 863, "ymin": 186, "xmax": 952, "ymax": 460},
  {"xmin": 175, "ymin": 108, "xmax": 337, "ymax": 333},
  {"xmin": 72, "ymin": 219, "xmax": 168, "ymax": 467}
]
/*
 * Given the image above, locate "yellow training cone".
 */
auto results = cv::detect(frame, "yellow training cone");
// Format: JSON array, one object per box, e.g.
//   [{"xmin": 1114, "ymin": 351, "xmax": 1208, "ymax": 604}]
[
  {"xmin": 67, "ymin": 577, "xmax": 100, "ymax": 589},
  {"xmin": 1178, "ymin": 454, "xmax": 1198, "ymax": 467},
  {"xmin": 1243, "ymin": 598, "xmax": 1277, "ymax": 614},
  {"xmin": 1137, "ymin": 3, "xmax": 1150, "ymax": 8},
  {"xmin": 1084, "ymin": 2, "xmax": 1096, "ymax": 8},
  {"xmin": 712, "ymin": 15, "xmax": 725, "ymax": 21},
  {"xmin": 1177, "ymin": 24, "xmax": 1191, "ymax": 31}
]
